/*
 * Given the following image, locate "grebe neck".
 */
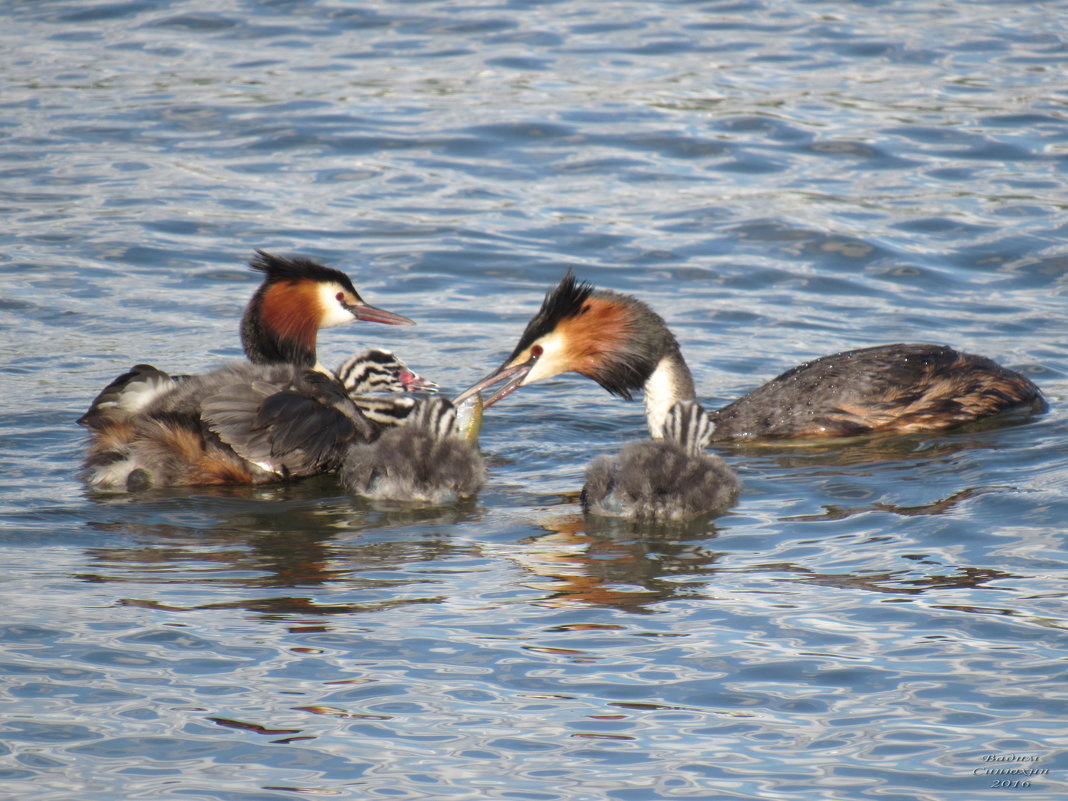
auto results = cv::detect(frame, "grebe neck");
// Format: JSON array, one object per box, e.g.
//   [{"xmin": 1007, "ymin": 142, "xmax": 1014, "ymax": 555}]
[
  {"xmin": 241, "ymin": 280, "xmax": 325, "ymax": 368},
  {"xmin": 643, "ymin": 348, "xmax": 696, "ymax": 437}
]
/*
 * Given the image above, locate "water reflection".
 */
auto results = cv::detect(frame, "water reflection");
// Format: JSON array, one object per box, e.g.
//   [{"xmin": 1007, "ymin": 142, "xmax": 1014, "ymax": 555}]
[
  {"xmin": 723, "ymin": 414, "xmax": 1043, "ymax": 470},
  {"xmin": 80, "ymin": 483, "xmax": 485, "ymax": 617},
  {"xmin": 782, "ymin": 486, "xmax": 999, "ymax": 522},
  {"xmin": 787, "ymin": 565, "xmax": 1017, "ymax": 595},
  {"xmin": 74, "ymin": 417, "xmax": 1048, "ymax": 618},
  {"xmin": 499, "ymin": 508, "xmax": 726, "ymax": 611},
  {"xmin": 78, "ymin": 481, "xmax": 741, "ymax": 615}
]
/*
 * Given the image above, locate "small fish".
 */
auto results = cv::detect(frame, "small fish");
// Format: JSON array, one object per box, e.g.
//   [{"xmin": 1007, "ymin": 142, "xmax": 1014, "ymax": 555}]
[{"xmin": 454, "ymin": 391, "xmax": 483, "ymax": 444}]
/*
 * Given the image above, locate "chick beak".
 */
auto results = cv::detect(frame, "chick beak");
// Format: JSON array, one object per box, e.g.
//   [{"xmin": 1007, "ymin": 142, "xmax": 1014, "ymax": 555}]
[
  {"xmin": 454, "ymin": 357, "xmax": 535, "ymax": 408},
  {"xmin": 351, "ymin": 302, "xmax": 415, "ymax": 326},
  {"xmin": 399, "ymin": 367, "xmax": 439, "ymax": 394}
]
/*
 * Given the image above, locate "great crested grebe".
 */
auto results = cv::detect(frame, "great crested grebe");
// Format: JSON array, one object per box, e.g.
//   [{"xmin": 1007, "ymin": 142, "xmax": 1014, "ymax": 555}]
[
  {"xmin": 455, "ymin": 271, "xmax": 1046, "ymax": 442},
  {"xmin": 340, "ymin": 396, "xmax": 486, "ymax": 503},
  {"xmin": 79, "ymin": 252, "xmax": 417, "ymax": 490},
  {"xmin": 582, "ymin": 400, "xmax": 739, "ymax": 521}
]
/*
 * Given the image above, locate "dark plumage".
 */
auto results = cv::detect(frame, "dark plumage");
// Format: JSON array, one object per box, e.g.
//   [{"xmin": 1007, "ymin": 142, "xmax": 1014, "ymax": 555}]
[
  {"xmin": 80, "ymin": 348, "xmax": 438, "ymax": 491},
  {"xmin": 582, "ymin": 401, "xmax": 739, "ymax": 521},
  {"xmin": 82, "ymin": 363, "xmax": 379, "ymax": 489},
  {"xmin": 77, "ymin": 363, "xmax": 188, "ymax": 432},
  {"xmin": 79, "ymin": 252, "xmax": 416, "ymax": 490},
  {"xmin": 708, "ymin": 343, "xmax": 1047, "ymax": 441},
  {"xmin": 248, "ymin": 248, "xmax": 361, "ymax": 293},
  {"xmin": 340, "ymin": 397, "xmax": 486, "ymax": 503}
]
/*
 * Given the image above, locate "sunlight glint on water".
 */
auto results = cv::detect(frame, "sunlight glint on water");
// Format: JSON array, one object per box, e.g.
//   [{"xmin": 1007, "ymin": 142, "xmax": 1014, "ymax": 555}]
[{"xmin": 1, "ymin": 2, "xmax": 1067, "ymax": 800}]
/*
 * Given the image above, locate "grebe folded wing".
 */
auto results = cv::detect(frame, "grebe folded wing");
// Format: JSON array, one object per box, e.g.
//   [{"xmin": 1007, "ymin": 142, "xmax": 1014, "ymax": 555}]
[
  {"xmin": 708, "ymin": 343, "xmax": 1046, "ymax": 441},
  {"xmin": 202, "ymin": 368, "xmax": 377, "ymax": 478},
  {"xmin": 78, "ymin": 364, "xmax": 187, "ymax": 430}
]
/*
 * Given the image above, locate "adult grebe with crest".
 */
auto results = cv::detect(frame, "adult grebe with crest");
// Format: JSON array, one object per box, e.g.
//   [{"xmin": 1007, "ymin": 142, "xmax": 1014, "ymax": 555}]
[
  {"xmin": 79, "ymin": 251, "xmax": 422, "ymax": 490},
  {"xmin": 455, "ymin": 271, "xmax": 1045, "ymax": 442}
]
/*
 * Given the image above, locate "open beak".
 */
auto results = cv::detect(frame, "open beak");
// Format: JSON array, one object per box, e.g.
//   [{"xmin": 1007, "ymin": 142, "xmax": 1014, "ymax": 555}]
[
  {"xmin": 454, "ymin": 358, "xmax": 535, "ymax": 408},
  {"xmin": 399, "ymin": 368, "xmax": 439, "ymax": 394},
  {"xmin": 352, "ymin": 303, "xmax": 415, "ymax": 326}
]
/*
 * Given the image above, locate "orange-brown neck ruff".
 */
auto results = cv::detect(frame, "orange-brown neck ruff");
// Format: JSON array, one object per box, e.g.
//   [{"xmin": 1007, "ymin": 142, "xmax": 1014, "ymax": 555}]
[
  {"xmin": 256, "ymin": 280, "xmax": 322, "ymax": 367},
  {"xmin": 560, "ymin": 296, "xmax": 635, "ymax": 380},
  {"xmin": 559, "ymin": 292, "xmax": 679, "ymax": 400}
]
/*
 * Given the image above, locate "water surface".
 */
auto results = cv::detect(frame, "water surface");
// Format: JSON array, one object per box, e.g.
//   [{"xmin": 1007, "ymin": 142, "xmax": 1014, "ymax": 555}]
[{"xmin": 2, "ymin": 2, "xmax": 1067, "ymax": 800}]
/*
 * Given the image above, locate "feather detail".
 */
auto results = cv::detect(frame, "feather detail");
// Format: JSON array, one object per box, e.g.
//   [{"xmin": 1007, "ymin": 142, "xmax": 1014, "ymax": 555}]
[
  {"xmin": 582, "ymin": 401, "xmax": 738, "ymax": 521},
  {"xmin": 340, "ymin": 398, "xmax": 486, "ymax": 503}
]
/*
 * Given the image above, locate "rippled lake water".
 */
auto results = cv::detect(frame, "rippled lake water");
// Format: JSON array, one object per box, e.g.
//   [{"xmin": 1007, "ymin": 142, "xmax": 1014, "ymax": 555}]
[{"xmin": 2, "ymin": 1, "xmax": 1068, "ymax": 799}]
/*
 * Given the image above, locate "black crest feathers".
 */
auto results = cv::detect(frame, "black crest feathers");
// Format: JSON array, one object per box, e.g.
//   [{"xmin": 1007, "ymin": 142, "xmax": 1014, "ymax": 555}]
[
  {"xmin": 505, "ymin": 269, "xmax": 594, "ymax": 363},
  {"xmin": 250, "ymin": 250, "xmax": 360, "ymax": 297}
]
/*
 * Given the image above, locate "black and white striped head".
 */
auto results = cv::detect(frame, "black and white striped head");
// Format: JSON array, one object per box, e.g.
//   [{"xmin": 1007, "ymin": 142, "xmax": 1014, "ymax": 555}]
[
  {"xmin": 335, "ymin": 348, "xmax": 439, "ymax": 396},
  {"xmin": 661, "ymin": 401, "xmax": 716, "ymax": 456}
]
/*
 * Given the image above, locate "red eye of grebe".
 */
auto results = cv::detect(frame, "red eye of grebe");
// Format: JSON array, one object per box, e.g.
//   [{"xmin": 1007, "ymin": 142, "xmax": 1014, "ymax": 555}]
[
  {"xmin": 530, "ymin": 344, "xmax": 543, "ymax": 358},
  {"xmin": 336, "ymin": 292, "xmax": 345, "ymax": 302}
]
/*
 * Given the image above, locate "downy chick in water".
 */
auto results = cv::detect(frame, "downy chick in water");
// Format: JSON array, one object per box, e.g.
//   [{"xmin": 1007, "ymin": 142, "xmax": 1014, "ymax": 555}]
[
  {"xmin": 582, "ymin": 400, "xmax": 739, "ymax": 521},
  {"xmin": 340, "ymin": 396, "xmax": 486, "ymax": 504}
]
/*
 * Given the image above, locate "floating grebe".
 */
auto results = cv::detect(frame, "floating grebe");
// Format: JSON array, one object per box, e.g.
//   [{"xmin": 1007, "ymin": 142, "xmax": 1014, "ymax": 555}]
[
  {"xmin": 582, "ymin": 400, "xmax": 739, "ymax": 521},
  {"xmin": 340, "ymin": 396, "xmax": 486, "ymax": 503},
  {"xmin": 79, "ymin": 252, "xmax": 417, "ymax": 490},
  {"xmin": 455, "ymin": 271, "xmax": 1045, "ymax": 441}
]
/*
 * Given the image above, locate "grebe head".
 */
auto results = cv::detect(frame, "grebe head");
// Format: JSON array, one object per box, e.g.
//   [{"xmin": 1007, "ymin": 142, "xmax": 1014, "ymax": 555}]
[
  {"xmin": 455, "ymin": 270, "xmax": 679, "ymax": 407},
  {"xmin": 241, "ymin": 250, "xmax": 414, "ymax": 367},
  {"xmin": 335, "ymin": 348, "xmax": 439, "ymax": 395}
]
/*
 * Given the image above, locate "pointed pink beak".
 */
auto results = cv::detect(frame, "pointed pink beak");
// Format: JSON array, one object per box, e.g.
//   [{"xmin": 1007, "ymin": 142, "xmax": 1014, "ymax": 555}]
[
  {"xmin": 352, "ymin": 303, "xmax": 415, "ymax": 326},
  {"xmin": 399, "ymin": 367, "xmax": 439, "ymax": 394}
]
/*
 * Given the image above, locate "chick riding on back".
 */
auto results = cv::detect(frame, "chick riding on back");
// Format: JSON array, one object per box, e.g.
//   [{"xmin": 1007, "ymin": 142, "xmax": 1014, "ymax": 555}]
[{"xmin": 79, "ymin": 251, "xmax": 418, "ymax": 490}]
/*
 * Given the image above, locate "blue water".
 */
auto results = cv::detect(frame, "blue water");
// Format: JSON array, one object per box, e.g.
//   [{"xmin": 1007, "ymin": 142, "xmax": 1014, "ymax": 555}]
[{"xmin": 2, "ymin": 1, "xmax": 1067, "ymax": 799}]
